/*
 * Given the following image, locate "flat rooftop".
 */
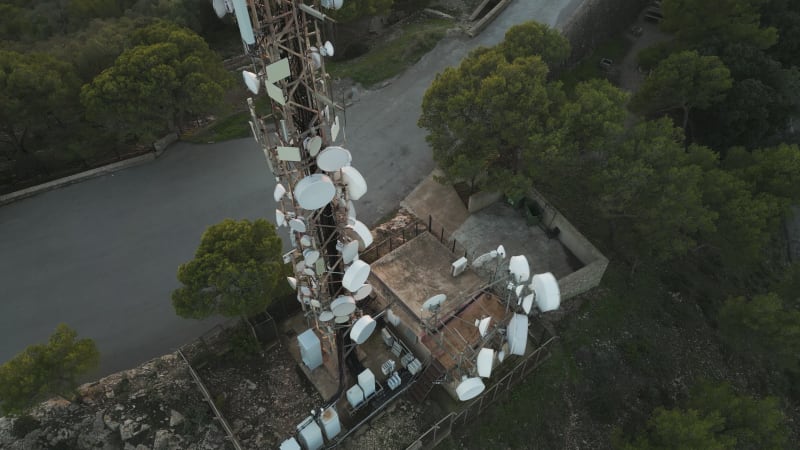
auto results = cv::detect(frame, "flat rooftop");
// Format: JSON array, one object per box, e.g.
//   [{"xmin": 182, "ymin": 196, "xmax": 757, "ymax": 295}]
[{"xmin": 369, "ymin": 232, "xmax": 485, "ymax": 324}]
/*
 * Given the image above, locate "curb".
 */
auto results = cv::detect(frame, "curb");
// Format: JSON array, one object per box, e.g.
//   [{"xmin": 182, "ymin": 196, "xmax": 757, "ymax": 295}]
[
  {"xmin": 0, "ymin": 133, "xmax": 178, "ymax": 207},
  {"xmin": 467, "ymin": 0, "xmax": 513, "ymax": 37}
]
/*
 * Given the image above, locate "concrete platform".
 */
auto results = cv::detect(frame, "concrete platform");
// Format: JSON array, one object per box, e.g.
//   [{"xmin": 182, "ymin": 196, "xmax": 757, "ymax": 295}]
[{"xmin": 401, "ymin": 170, "xmax": 469, "ymax": 234}]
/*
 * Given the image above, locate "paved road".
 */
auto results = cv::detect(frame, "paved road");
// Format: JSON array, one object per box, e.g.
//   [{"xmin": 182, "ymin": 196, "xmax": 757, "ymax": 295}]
[{"xmin": 0, "ymin": 0, "xmax": 583, "ymax": 378}]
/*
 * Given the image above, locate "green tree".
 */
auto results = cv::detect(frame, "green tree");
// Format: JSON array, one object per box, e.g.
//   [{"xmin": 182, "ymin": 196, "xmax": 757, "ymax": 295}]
[
  {"xmin": 592, "ymin": 119, "xmax": 716, "ymax": 264},
  {"xmin": 619, "ymin": 382, "xmax": 788, "ymax": 450},
  {"xmin": 719, "ymin": 293, "xmax": 800, "ymax": 373},
  {"xmin": 660, "ymin": 0, "xmax": 777, "ymax": 50},
  {"xmin": 499, "ymin": 21, "xmax": 571, "ymax": 68},
  {"xmin": 0, "ymin": 324, "xmax": 99, "ymax": 415},
  {"xmin": 172, "ymin": 219, "xmax": 287, "ymax": 319},
  {"xmin": 80, "ymin": 21, "xmax": 230, "ymax": 142},
  {"xmin": 329, "ymin": 0, "xmax": 393, "ymax": 23},
  {"xmin": 0, "ymin": 50, "xmax": 80, "ymax": 167},
  {"xmin": 630, "ymin": 51, "xmax": 732, "ymax": 139},
  {"xmin": 419, "ymin": 48, "xmax": 564, "ymax": 197},
  {"xmin": 723, "ymin": 144, "xmax": 800, "ymax": 203}
]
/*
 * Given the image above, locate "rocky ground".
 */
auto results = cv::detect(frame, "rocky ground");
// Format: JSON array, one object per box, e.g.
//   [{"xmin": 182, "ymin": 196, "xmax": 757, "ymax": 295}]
[{"xmin": 0, "ymin": 353, "xmax": 229, "ymax": 450}]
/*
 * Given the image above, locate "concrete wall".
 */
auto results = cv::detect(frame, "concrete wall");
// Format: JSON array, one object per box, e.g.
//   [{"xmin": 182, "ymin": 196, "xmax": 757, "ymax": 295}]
[
  {"xmin": 467, "ymin": 190, "xmax": 502, "ymax": 213},
  {"xmin": 525, "ymin": 188, "xmax": 608, "ymax": 300}
]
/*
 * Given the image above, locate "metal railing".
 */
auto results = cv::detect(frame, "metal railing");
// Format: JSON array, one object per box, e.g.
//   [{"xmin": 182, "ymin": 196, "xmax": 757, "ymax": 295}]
[{"xmin": 405, "ymin": 335, "xmax": 558, "ymax": 449}]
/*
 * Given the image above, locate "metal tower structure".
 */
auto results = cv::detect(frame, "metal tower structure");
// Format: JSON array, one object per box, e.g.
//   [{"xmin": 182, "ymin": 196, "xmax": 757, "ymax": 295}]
[{"xmin": 216, "ymin": 0, "xmax": 374, "ymax": 366}]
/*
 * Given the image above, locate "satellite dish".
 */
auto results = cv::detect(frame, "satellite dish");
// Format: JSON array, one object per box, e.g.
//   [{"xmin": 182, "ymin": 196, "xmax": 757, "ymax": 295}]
[
  {"xmin": 514, "ymin": 284, "xmax": 524, "ymax": 298},
  {"xmin": 507, "ymin": 313, "xmax": 528, "ymax": 356},
  {"xmin": 273, "ymin": 183, "xmax": 286, "ymax": 202},
  {"xmin": 306, "ymin": 136, "xmax": 323, "ymax": 157},
  {"xmin": 497, "ymin": 245, "xmax": 506, "ymax": 258},
  {"xmin": 456, "ymin": 377, "xmax": 485, "ymax": 401},
  {"xmin": 289, "ymin": 218, "xmax": 307, "ymax": 233},
  {"xmin": 320, "ymin": 41, "xmax": 335, "ymax": 57},
  {"xmin": 275, "ymin": 209, "xmax": 287, "ymax": 227},
  {"xmin": 232, "ymin": 0, "xmax": 255, "ymax": 45},
  {"xmin": 497, "ymin": 349, "xmax": 506, "ymax": 363},
  {"xmin": 300, "ymin": 286, "xmax": 312, "ymax": 296},
  {"xmin": 341, "ymin": 240, "xmax": 359, "ymax": 264},
  {"xmin": 319, "ymin": 310, "xmax": 334, "ymax": 322},
  {"xmin": 346, "ymin": 220, "xmax": 373, "ymax": 249},
  {"xmin": 317, "ymin": 146, "xmax": 352, "ymax": 172},
  {"xmin": 472, "ymin": 250, "xmax": 498, "ymax": 268},
  {"xmin": 321, "ymin": 0, "xmax": 344, "ymax": 10},
  {"xmin": 350, "ymin": 315, "xmax": 376, "ymax": 344},
  {"xmin": 342, "ymin": 260, "xmax": 370, "ymax": 292},
  {"xmin": 341, "ymin": 166, "xmax": 368, "ymax": 200},
  {"xmin": 477, "ymin": 348, "xmax": 495, "ymax": 378},
  {"xmin": 331, "ymin": 296, "xmax": 356, "ymax": 316},
  {"xmin": 509, "ymin": 255, "xmax": 530, "ymax": 283},
  {"xmin": 212, "ymin": 0, "xmax": 228, "ymax": 18},
  {"xmin": 475, "ymin": 317, "xmax": 491, "ymax": 337},
  {"xmin": 354, "ymin": 283, "xmax": 372, "ymax": 300},
  {"xmin": 287, "ymin": 277, "xmax": 298, "ymax": 290},
  {"xmin": 334, "ymin": 315, "xmax": 350, "ymax": 324},
  {"xmin": 522, "ymin": 293, "xmax": 534, "ymax": 314},
  {"xmin": 303, "ymin": 249, "xmax": 320, "ymax": 266},
  {"xmin": 294, "ymin": 174, "xmax": 336, "ymax": 210},
  {"xmin": 242, "ymin": 71, "xmax": 260, "ymax": 94},
  {"xmin": 421, "ymin": 294, "xmax": 447, "ymax": 312},
  {"xmin": 300, "ymin": 235, "xmax": 313, "ymax": 247},
  {"xmin": 531, "ymin": 272, "xmax": 561, "ymax": 312},
  {"xmin": 310, "ymin": 299, "xmax": 322, "ymax": 309}
]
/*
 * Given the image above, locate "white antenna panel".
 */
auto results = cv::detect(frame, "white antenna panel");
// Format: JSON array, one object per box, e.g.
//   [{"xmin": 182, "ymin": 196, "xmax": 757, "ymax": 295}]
[
  {"xmin": 386, "ymin": 308, "xmax": 400, "ymax": 326},
  {"xmin": 509, "ymin": 255, "xmax": 530, "ymax": 283},
  {"xmin": 266, "ymin": 82, "xmax": 286, "ymax": 105},
  {"xmin": 232, "ymin": 0, "xmax": 255, "ymax": 45},
  {"xmin": 341, "ymin": 166, "xmax": 367, "ymax": 200},
  {"xmin": 451, "ymin": 257, "xmax": 468, "ymax": 277},
  {"xmin": 248, "ymin": 120, "xmax": 258, "ymax": 142},
  {"xmin": 475, "ymin": 317, "xmax": 491, "ymax": 337},
  {"xmin": 242, "ymin": 70, "xmax": 260, "ymax": 94},
  {"xmin": 531, "ymin": 272, "xmax": 561, "ymax": 312},
  {"xmin": 266, "ymin": 58, "xmax": 291, "ymax": 82},
  {"xmin": 331, "ymin": 115, "xmax": 341, "ymax": 141},
  {"xmin": 507, "ymin": 313, "xmax": 528, "ymax": 356},
  {"xmin": 277, "ymin": 146, "xmax": 301, "ymax": 161},
  {"xmin": 477, "ymin": 348, "xmax": 495, "ymax": 378}
]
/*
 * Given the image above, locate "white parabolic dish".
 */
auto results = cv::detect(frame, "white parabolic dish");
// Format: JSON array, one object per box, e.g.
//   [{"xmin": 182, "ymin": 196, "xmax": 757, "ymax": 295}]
[
  {"xmin": 522, "ymin": 293, "xmax": 534, "ymax": 314},
  {"xmin": 303, "ymin": 249, "xmax": 320, "ymax": 266},
  {"xmin": 342, "ymin": 260, "xmax": 370, "ymax": 292},
  {"xmin": 341, "ymin": 166, "xmax": 368, "ymax": 200},
  {"xmin": 507, "ymin": 313, "xmax": 528, "ymax": 356},
  {"xmin": 318, "ymin": 310, "xmax": 334, "ymax": 322},
  {"xmin": 289, "ymin": 218, "xmax": 307, "ymax": 233},
  {"xmin": 212, "ymin": 0, "xmax": 227, "ymax": 17},
  {"xmin": 350, "ymin": 315, "xmax": 376, "ymax": 344},
  {"xmin": 422, "ymin": 294, "xmax": 447, "ymax": 312},
  {"xmin": 531, "ymin": 272, "xmax": 561, "ymax": 312},
  {"xmin": 341, "ymin": 240, "xmax": 359, "ymax": 264},
  {"xmin": 242, "ymin": 70, "xmax": 260, "ymax": 94},
  {"xmin": 317, "ymin": 146, "xmax": 351, "ymax": 172},
  {"xmin": 347, "ymin": 219, "xmax": 373, "ymax": 249},
  {"xmin": 294, "ymin": 174, "xmax": 336, "ymax": 210},
  {"xmin": 354, "ymin": 283, "xmax": 372, "ymax": 300},
  {"xmin": 331, "ymin": 296, "xmax": 356, "ymax": 316},
  {"xmin": 273, "ymin": 183, "xmax": 286, "ymax": 202},
  {"xmin": 306, "ymin": 136, "xmax": 323, "ymax": 156},
  {"xmin": 477, "ymin": 348, "xmax": 495, "ymax": 378},
  {"xmin": 509, "ymin": 255, "xmax": 530, "ymax": 283},
  {"xmin": 456, "ymin": 377, "xmax": 485, "ymax": 401}
]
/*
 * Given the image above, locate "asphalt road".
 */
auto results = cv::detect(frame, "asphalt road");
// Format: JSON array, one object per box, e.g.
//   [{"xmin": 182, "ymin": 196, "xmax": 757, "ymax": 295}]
[{"xmin": 0, "ymin": 0, "xmax": 583, "ymax": 378}]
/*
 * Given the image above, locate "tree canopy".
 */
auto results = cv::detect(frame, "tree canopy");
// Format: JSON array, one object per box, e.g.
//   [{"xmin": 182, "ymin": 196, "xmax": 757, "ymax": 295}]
[
  {"xmin": 630, "ymin": 51, "xmax": 732, "ymax": 138},
  {"xmin": 498, "ymin": 21, "xmax": 571, "ymax": 68},
  {"xmin": 80, "ymin": 21, "xmax": 230, "ymax": 142},
  {"xmin": 660, "ymin": 0, "xmax": 777, "ymax": 50},
  {"xmin": 0, "ymin": 324, "xmax": 99, "ymax": 415},
  {"xmin": 172, "ymin": 219, "xmax": 287, "ymax": 319},
  {"xmin": 620, "ymin": 382, "xmax": 788, "ymax": 450}
]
